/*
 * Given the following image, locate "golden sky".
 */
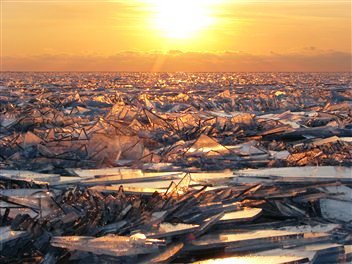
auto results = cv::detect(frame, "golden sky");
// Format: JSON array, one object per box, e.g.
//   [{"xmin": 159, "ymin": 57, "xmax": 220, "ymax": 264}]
[{"xmin": 1, "ymin": 0, "xmax": 351, "ymax": 71}]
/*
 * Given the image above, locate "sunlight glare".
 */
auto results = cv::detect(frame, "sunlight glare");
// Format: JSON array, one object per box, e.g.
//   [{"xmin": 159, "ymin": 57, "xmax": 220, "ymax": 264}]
[{"xmin": 151, "ymin": 0, "xmax": 215, "ymax": 39}]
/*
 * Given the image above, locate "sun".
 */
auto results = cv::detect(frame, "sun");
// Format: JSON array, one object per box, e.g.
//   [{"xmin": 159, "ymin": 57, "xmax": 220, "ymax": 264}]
[{"xmin": 151, "ymin": 0, "xmax": 215, "ymax": 39}]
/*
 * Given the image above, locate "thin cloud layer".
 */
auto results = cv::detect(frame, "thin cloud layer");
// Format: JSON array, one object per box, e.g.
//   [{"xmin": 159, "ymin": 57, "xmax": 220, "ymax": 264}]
[{"xmin": 2, "ymin": 49, "xmax": 351, "ymax": 72}]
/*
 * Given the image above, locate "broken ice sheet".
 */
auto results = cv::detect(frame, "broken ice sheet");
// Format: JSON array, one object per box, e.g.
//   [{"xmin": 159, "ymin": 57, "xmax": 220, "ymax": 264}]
[
  {"xmin": 172, "ymin": 172, "xmax": 192, "ymax": 195},
  {"xmin": 83, "ymin": 173, "xmax": 190, "ymax": 194},
  {"xmin": 81, "ymin": 171, "xmax": 184, "ymax": 186},
  {"xmin": 207, "ymin": 111, "xmax": 254, "ymax": 126},
  {"xmin": 72, "ymin": 167, "xmax": 145, "ymax": 177},
  {"xmin": 189, "ymin": 230, "xmax": 303, "ymax": 250},
  {"xmin": 311, "ymin": 136, "xmax": 340, "ymax": 146},
  {"xmin": 269, "ymin": 150, "xmax": 290, "ymax": 160},
  {"xmin": 254, "ymin": 243, "xmax": 346, "ymax": 263},
  {"xmin": 51, "ymin": 234, "xmax": 165, "ymax": 257},
  {"xmin": 320, "ymin": 199, "xmax": 352, "ymax": 222},
  {"xmin": 187, "ymin": 135, "xmax": 230, "ymax": 156},
  {"xmin": 75, "ymin": 168, "xmax": 182, "ymax": 180},
  {"xmin": 227, "ymin": 141, "xmax": 266, "ymax": 156},
  {"xmin": 144, "ymin": 109, "xmax": 170, "ymax": 128},
  {"xmin": 87, "ymin": 134, "xmax": 147, "ymax": 164},
  {"xmin": 22, "ymin": 131, "xmax": 43, "ymax": 148},
  {"xmin": 257, "ymin": 110, "xmax": 306, "ymax": 129},
  {"xmin": 0, "ymin": 189, "xmax": 61, "ymax": 197},
  {"xmin": 195, "ymin": 212, "xmax": 225, "ymax": 238},
  {"xmin": 107, "ymin": 103, "xmax": 138, "ymax": 122},
  {"xmin": 0, "ymin": 189, "xmax": 61, "ymax": 217},
  {"xmin": 0, "ymin": 191, "xmax": 60, "ymax": 217},
  {"xmin": 0, "ymin": 226, "xmax": 29, "ymax": 243},
  {"xmin": 112, "ymin": 181, "xmax": 172, "ymax": 190},
  {"xmin": 0, "ymin": 207, "xmax": 39, "ymax": 219},
  {"xmin": 140, "ymin": 242, "xmax": 184, "ymax": 264},
  {"xmin": 202, "ymin": 240, "xmax": 345, "ymax": 263},
  {"xmin": 277, "ymin": 224, "xmax": 340, "ymax": 234},
  {"xmin": 0, "ymin": 170, "xmax": 60, "ymax": 183},
  {"xmin": 140, "ymin": 162, "xmax": 181, "ymax": 172},
  {"xmin": 235, "ymin": 166, "xmax": 352, "ymax": 183},
  {"xmin": 1, "ymin": 73, "xmax": 352, "ymax": 263},
  {"xmin": 193, "ymin": 255, "xmax": 309, "ymax": 264},
  {"xmin": 89, "ymin": 185, "xmax": 161, "ymax": 195},
  {"xmin": 0, "ymin": 114, "xmax": 19, "ymax": 128},
  {"xmin": 172, "ymin": 113, "xmax": 201, "ymax": 130},
  {"xmin": 319, "ymin": 185, "xmax": 352, "ymax": 201},
  {"xmin": 146, "ymin": 222, "xmax": 199, "ymax": 238},
  {"xmin": 215, "ymin": 208, "xmax": 262, "ymax": 224},
  {"xmin": 189, "ymin": 170, "xmax": 234, "ymax": 184}
]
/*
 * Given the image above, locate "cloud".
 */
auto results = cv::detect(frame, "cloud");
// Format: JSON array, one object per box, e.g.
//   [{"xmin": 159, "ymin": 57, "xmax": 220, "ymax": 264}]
[{"xmin": 2, "ymin": 49, "xmax": 351, "ymax": 72}]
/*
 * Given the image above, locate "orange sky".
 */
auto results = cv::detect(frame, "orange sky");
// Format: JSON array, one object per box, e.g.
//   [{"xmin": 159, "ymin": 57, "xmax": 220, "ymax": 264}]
[{"xmin": 1, "ymin": 0, "xmax": 351, "ymax": 71}]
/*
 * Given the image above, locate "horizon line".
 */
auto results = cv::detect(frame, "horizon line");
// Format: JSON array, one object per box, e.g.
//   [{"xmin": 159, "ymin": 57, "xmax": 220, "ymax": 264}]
[{"xmin": 1, "ymin": 70, "xmax": 351, "ymax": 74}]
